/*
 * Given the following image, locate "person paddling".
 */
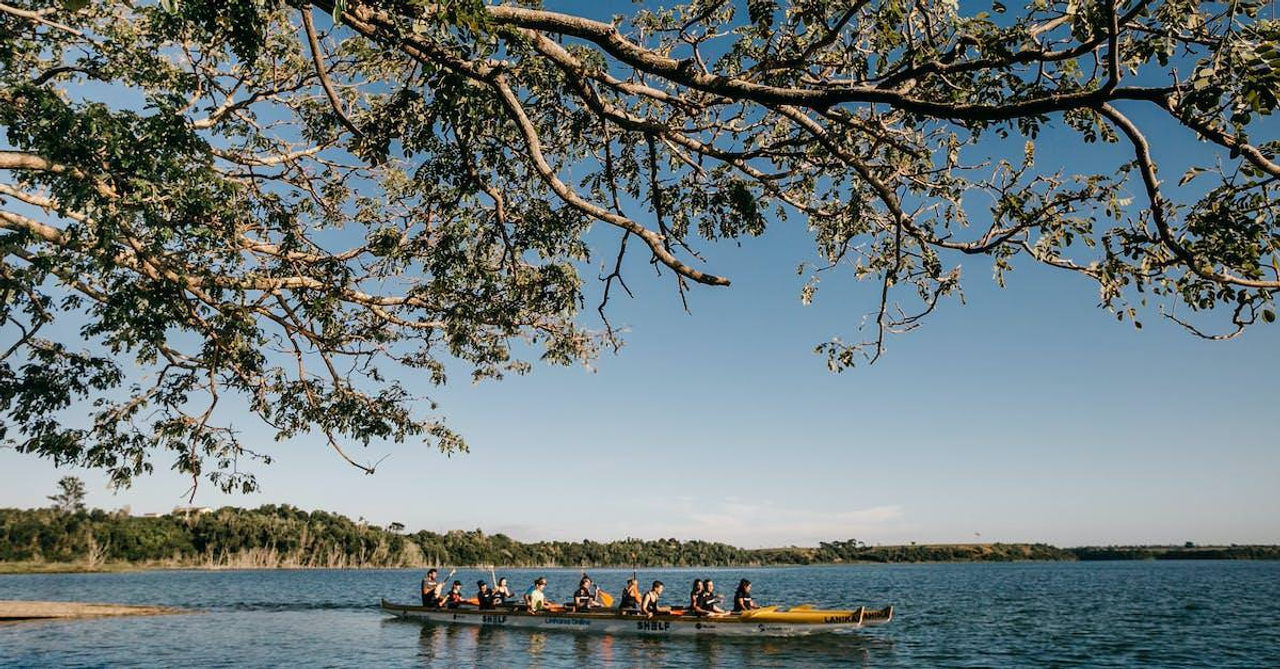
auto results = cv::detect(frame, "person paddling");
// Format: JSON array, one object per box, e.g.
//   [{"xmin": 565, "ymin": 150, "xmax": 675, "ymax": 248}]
[
  {"xmin": 733, "ymin": 579, "xmax": 760, "ymax": 613},
  {"xmin": 688, "ymin": 579, "xmax": 707, "ymax": 615},
  {"xmin": 572, "ymin": 576, "xmax": 601, "ymax": 611},
  {"xmin": 444, "ymin": 581, "xmax": 464, "ymax": 608},
  {"xmin": 641, "ymin": 581, "xmax": 667, "ymax": 618},
  {"xmin": 524, "ymin": 577, "xmax": 549, "ymax": 613},
  {"xmin": 492, "ymin": 577, "xmax": 513, "ymax": 606},
  {"xmin": 700, "ymin": 579, "xmax": 729, "ymax": 617},
  {"xmin": 421, "ymin": 568, "xmax": 445, "ymax": 607},
  {"xmin": 475, "ymin": 581, "xmax": 493, "ymax": 608},
  {"xmin": 618, "ymin": 578, "xmax": 642, "ymax": 614}
]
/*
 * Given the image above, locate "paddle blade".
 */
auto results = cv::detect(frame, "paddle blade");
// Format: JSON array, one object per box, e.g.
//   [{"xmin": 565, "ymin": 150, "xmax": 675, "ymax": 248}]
[
  {"xmin": 465, "ymin": 598, "xmax": 479, "ymax": 606},
  {"xmin": 600, "ymin": 591, "xmax": 615, "ymax": 607},
  {"xmin": 739, "ymin": 605, "xmax": 780, "ymax": 619}
]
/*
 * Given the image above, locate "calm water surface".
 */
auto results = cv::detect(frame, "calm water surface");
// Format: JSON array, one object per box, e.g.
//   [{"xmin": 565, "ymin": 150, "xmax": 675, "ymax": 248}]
[{"xmin": 0, "ymin": 561, "xmax": 1276, "ymax": 667}]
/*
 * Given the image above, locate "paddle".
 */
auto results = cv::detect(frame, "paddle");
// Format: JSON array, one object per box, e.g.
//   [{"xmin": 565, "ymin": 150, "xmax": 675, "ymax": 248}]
[{"xmin": 738, "ymin": 605, "xmax": 780, "ymax": 619}]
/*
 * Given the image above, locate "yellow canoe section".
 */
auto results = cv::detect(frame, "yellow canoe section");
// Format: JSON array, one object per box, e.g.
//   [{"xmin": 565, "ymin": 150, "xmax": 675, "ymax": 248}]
[{"xmin": 739, "ymin": 605, "xmax": 893, "ymax": 625}]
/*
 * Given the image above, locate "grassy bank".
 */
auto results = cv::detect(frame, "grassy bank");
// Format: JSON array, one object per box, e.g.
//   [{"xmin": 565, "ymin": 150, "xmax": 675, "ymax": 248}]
[{"xmin": 0, "ymin": 561, "xmax": 133, "ymax": 574}]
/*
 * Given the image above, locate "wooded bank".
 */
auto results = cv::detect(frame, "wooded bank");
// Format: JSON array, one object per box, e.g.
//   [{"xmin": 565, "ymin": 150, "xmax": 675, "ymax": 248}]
[{"xmin": 1, "ymin": 506, "xmax": 1275, "ymax": 572}]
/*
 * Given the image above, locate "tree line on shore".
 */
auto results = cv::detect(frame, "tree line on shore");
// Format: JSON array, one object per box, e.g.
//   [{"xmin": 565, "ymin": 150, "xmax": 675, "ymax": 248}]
[{"xmin": 1, "ymin": 505, "xmax": 1276, "ymax": 569}]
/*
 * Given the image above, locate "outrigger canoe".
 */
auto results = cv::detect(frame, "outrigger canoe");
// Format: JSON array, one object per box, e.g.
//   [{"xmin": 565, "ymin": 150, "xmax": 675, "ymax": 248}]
[{"xmin": 380, "ymin": 599, "xmax": 892, "ymax": 637}]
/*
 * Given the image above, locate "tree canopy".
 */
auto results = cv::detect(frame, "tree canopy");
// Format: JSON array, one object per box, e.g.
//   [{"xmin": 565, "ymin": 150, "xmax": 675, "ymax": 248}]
[
  {"xmin": 1, "ymin": 0, "xmax": 1276, "ymax": 492},
  {"xmin": 47, "ymin": 475, "xmax": 86, "ymax": 513}
]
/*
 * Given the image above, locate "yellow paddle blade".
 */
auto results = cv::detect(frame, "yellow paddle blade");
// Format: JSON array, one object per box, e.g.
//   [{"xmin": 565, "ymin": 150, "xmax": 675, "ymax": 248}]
[
  {"xmin": 600, "ymin": 591, "xmax": 615, "ymax": 607},
  {"xmin": 464, "ymin": 597, "xmax": 479, "ymax": 606},
  {"xmin": 739, "ymin": 605, "xmax": 780, "ymax": 619}
]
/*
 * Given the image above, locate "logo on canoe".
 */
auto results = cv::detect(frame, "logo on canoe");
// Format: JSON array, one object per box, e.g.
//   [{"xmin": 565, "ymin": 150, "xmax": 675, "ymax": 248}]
[
  {"xmin": 481, "ymin": 615, "xmax": 507, "ymax": 625},
  {"xmin": 637, "ymin": 620, "xmax": 670, "ymax": 632},
  {"xmin": 822, "ymin": 615, "xmax": 857, "ymax": 624},
  {"xmin": 545, "ymin": 617, "xmax": 590, "ymax": 626},
  {"xmin": 695, "ymin": 622, "xmax": 716, "ymax": 630}
]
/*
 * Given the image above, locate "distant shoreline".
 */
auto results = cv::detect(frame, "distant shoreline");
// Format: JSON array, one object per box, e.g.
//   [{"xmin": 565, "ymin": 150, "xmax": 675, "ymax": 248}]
[{"xmin": 4, "ymin": 545, "xmax": 1278, "ymax": 575}]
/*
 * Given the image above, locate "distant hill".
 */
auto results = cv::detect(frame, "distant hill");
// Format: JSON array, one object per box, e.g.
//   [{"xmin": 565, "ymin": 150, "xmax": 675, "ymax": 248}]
[{"xmin": 1, "ymin": 505, "xmax": 1276, "ymax": 572}]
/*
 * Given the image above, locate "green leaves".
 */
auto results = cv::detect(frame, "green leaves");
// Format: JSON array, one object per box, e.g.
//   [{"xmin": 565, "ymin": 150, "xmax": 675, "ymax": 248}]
[
  {"xmin": 2, "ymin": 0, "xmax": 1277, "ymax": 488},
  {"xmin": 162, "ymin": 0, "xmax": 278, "ymax": 63},
  {"xmin": 747, "ymin": 0, "xmax": 778, "ymax": 29}
]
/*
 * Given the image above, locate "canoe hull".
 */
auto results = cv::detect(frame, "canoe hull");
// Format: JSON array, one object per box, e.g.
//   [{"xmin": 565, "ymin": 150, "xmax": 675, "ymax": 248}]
[{"xmin": 380, "ymin": 600, "xmax": 892, "ymax": 637}]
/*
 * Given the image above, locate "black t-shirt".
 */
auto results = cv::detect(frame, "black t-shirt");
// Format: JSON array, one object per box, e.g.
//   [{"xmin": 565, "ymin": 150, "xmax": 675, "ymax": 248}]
[
  {"xmin": 733, "ymin": 593, "xmax": 753, "ymax": 612},
  {"xmin": 643, "ymin": 593, "xmax": 660, "ymax": 614}
]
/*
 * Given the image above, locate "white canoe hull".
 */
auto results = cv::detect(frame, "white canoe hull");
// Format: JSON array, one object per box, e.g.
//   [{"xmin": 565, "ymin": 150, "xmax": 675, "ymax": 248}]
[{"xmin": 380, "ymin": 600, "xmax": 891, "ymax": 637}]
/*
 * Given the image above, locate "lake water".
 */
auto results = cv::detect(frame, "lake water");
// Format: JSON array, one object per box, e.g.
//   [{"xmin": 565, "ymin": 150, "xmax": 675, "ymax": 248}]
[{"xmin": 0, "ymin": 561, "xmax": 1276, "ymax": 667}]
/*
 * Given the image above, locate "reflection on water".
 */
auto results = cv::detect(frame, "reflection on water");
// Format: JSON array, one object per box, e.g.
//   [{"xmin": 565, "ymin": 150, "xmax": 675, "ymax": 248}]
[
  {"xmin": 406, "ymin": 618, "xmax": 890, "ymax": 668},
  {"xmin": 0, "ymin": 562, "xmax": 1277, "ymax": 667}
]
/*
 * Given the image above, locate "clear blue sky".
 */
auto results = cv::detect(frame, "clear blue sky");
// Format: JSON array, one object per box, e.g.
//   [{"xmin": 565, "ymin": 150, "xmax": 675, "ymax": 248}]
[{"xmin": 1, "ymin": 1, "xmax": 1277, "ymax": 548}]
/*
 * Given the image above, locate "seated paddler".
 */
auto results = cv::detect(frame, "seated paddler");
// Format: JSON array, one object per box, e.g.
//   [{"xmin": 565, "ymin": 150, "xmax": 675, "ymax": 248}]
[
  {"xmin": 444, "ymin": 581, "xmax": 464, "ymax": 608},
  {"xmin": 421, "ymin": 568, "xmax": 443, "ymax": 607},
  {"xmin": 572, "ymin": 575, "xmax": 602, "ymax": 611},
  {"xmin": 641, "ymin": 581, "xmax": 668, "ymax": 618},
  {"xmin": 617, "ymin": 578, "xmax": 642, "ymax": 614},
  {"xmin": 523, "ymin": 577, "xmax": 548, "ymax": 612},
  {"xmin": 491, "ymin": 577, "xmax": 513, "ymax": 606},
  {"xmin": 733, "ymin": 579, "xmax": 760, "ymax": 613},
  {"xmin": 699, "ymin": 579, "xmax": 729, "ymax": 617},
  {"xmin": 475, "ymin": 580, "xmax": 493, "ymax": 608}
]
